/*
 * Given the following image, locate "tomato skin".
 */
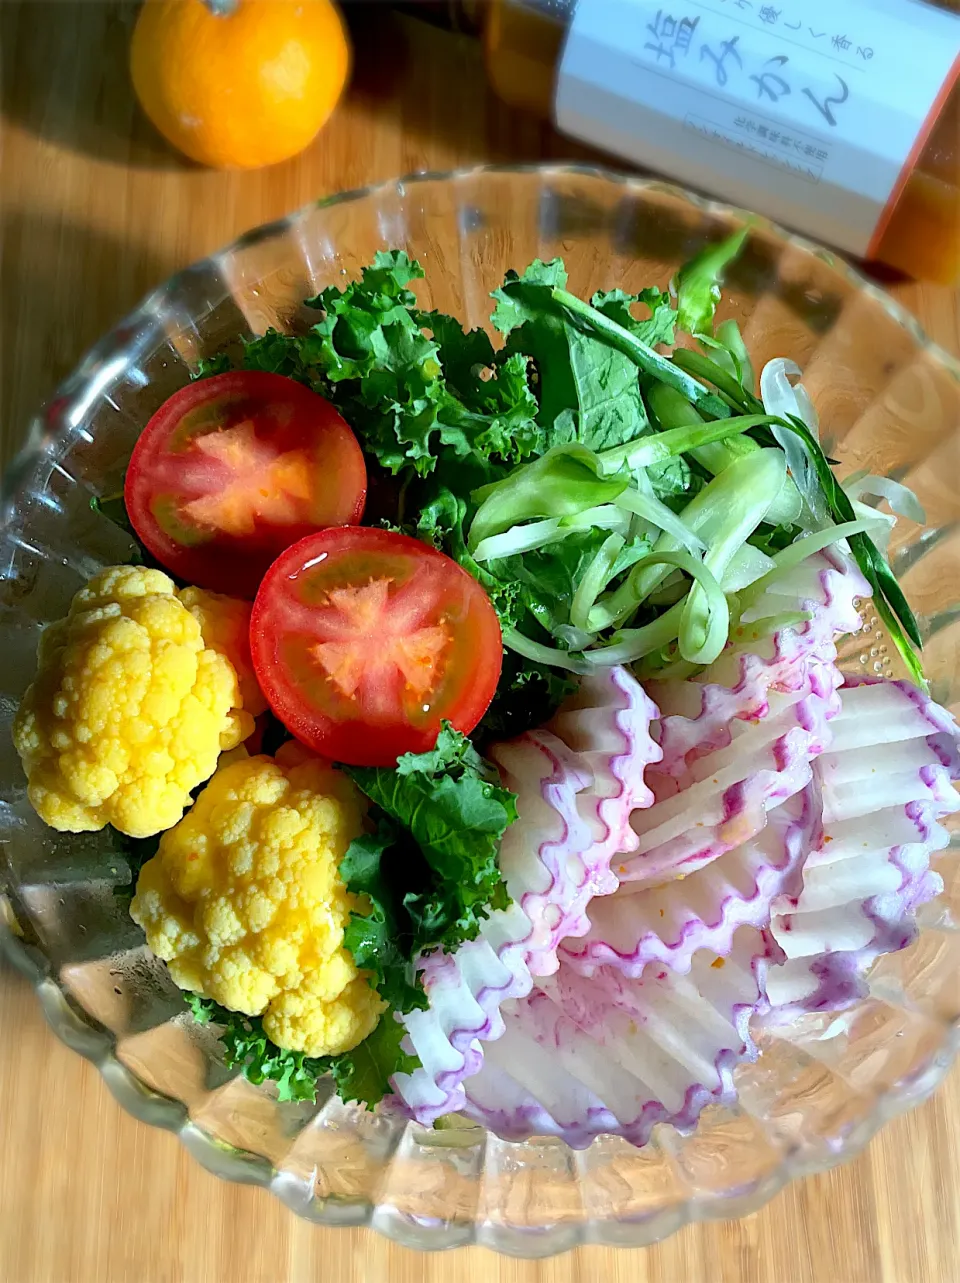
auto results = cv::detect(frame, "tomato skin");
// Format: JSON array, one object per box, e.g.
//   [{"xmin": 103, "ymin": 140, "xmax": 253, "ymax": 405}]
[
  {"xmin": 124, "ymin": 371, "xmax": 367, "ymax": 598},
  {"xmin": 250, "ymin": 527, "xmax": 503, "ymax": 766}
]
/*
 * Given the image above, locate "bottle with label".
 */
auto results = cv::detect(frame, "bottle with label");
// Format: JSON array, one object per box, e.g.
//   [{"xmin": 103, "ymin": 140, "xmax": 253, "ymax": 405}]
[{"xmin": 398, "ymin": 0, "xmax": 960, "ymax": 285}]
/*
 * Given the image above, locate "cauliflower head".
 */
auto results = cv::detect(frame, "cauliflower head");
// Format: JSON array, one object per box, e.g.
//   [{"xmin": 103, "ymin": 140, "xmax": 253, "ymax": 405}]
[
  {"xmin": 13, "ymin": 565, "xmax": 255, "ymax": 838},
  {"xmin": 130, "ymin": 744, "xmax": 384, "ymax": 1058}
]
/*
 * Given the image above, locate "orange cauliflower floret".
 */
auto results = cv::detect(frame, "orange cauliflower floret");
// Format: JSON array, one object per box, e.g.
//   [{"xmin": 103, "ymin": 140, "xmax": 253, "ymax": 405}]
[
  {"xmin": 130, "ymin": 744, "xmax": 384, "ymax": 1058},
  {"xmin": 12, "ymin": 565, "xmax": 255, "ymax": 838}
]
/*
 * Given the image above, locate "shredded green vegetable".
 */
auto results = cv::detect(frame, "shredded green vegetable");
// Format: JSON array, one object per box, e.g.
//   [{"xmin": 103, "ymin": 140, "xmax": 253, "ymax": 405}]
[{"xmin": 570, "ymin": 533, "xmax": 626, "ymax": 633}]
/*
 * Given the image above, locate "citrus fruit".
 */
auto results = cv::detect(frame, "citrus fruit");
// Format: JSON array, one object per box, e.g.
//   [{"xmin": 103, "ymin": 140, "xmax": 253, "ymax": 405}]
[{"xmin": 130, "ymin": 0, "xmax": 351, "ymax": 169}]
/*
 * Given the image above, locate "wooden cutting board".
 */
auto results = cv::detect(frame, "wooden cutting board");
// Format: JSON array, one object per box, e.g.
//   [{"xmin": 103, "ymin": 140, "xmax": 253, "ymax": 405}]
[{"xmin": 2, "ymin": 6, "xmax": 958, "ymax": 1280}]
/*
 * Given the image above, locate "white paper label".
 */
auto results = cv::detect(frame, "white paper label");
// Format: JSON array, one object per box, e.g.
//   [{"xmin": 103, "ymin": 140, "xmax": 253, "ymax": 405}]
[{"xmin": 556, "ymin": 0, "xmax": 960, "ymax": 255}]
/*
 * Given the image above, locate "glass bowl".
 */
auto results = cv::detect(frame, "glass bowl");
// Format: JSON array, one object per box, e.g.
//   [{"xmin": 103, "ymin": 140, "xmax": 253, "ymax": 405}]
[{"xmin": 1, "ymin": 165, "xmax": 958, "ymax": 1258}]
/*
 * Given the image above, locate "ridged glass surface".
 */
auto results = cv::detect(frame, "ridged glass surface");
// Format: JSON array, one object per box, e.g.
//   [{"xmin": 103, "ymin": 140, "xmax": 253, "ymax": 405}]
[{"xmin": 1, "ymin": 166, "xmax": 958, "ymax": 1258}]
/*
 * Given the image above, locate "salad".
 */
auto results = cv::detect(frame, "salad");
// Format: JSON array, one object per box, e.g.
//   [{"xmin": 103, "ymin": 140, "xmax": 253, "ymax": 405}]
[{"xmin": 12, "ymin": 235, "xmax": 959, "ymax": 1147}]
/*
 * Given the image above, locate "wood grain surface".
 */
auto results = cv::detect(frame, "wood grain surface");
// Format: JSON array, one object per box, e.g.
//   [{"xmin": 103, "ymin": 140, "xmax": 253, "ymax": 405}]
[{"xmin": 1, "ymin": 5, "xmax": 959, "ymax": 1281}]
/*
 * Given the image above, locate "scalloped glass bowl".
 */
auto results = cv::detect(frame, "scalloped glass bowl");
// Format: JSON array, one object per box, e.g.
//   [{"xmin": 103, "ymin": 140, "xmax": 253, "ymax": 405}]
[{"xmin": 1, "ymin": 166, "xmax": 959, "ymax": 1257}]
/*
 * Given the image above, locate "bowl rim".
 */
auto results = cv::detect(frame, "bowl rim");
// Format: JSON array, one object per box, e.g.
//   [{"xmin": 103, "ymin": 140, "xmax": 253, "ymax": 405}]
[{"xmin": 2, "ymin": 160, "xmax": 959, "ymax": 1256}]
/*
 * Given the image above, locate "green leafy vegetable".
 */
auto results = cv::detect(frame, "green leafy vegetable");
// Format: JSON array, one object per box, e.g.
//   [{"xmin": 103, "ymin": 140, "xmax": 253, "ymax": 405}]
[
  {"xmin": 187, "ymin": 995, "xmax": 327, "ymax": 1102},
  {"xmin": 486, "ymin": 527, "xmax": 652, "ymax": 641},
  {"xmin": 673, "ymin": 227, "xmax": 749, "ymax": 339},
  {"xmin": 321, "ymin": 723, "xmax": 517, "ymax": 1073},
  {"xmin": 671, "ymin": 346, "xmax": 763, "ymax": 412},
  {"xmin": 193, "ymin": 252, "xmax": 539, "ymax": 489},
  {"xmin": 339, "ymin": 819, "xmax": 429, "ymax": 1014},
  {"xmin": 548, "ymin": 285, "xmax": 732, "ymax": 420},
  {"xmin": 298, "ymin": 250, "xmax": 540, "ymax": 480},
  {"xmin": 484, "ymin": 250, "xmax": 922, "ymax": 683},
  {"xmin": 591, "ymin": 286, "xmax": 677, "ymax": 349},
  {"xmin": 701, "ymin": 318, "xmax": 755, "ymax": 390},
  {"xmin": 771, "ymin": 415, "xmax": 925, "ymax": 684},
  {"xmin": 595, "ymin": 412, "xmax": 781, "ymax": 476},
  {"xmin": 327, "ymin": 1011, "xmax": 419, "ymax": 1106},
  {"xmin": 645, "ymin": 453, "xmax": 700, "ymax": 505},
  {"xmin": 192, "ymin": 352, "xmax": 233, "ymax": 380},
  {"xmin": 346, "ymin": 723, "xmax": 516, "ymax": 958},
  {"xmin": 411, "ymin": 486, "xmax": 523, "ymax": 630},
  {"xmin": 678, "ymin": 449, "xmax": 785, "ymax": 664},
  {"xmin": 491, "ymin": 260, "xmax": 656, "ymax": 451},
  {"xmin": 474, "ymin": 650, "xmax": 576, "ymax": 744},
  {"xmin": 186, "ymin": 996, "xmax": 417, "ymax": 1108},
  {"xmin": 394, "ymin": 719, "xmax": 493, "ymax": 778},
  {"xmin": 241, "ymin": 330, "xmax": 319, "ymax": 382}
]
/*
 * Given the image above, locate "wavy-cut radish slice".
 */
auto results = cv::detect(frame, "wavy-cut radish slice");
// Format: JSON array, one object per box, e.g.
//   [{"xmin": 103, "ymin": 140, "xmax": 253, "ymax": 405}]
[
  {"xmin": 392, "ymin": 668, "xmax": 661, "ymax": 1122},
  {"xmin": 650, "ymin": 547, "xmax": 868, "ymax": 779},
  {"xmin": 763, "ymin": 677, "xmax": 958, "ymax": 1019},
  {"xmin": 615, "ymin": 547, "xmax": 865, "ymax": 890},
  {"xmin": 563, "ymin": 783, "xmax": 817, "ymax": 978},
  {"xmin": 459, "ymin": 927, "xmax": 774, "ymax": 1149},
  {"xmin": 547, "ymin": 666, "xmax": 663, "ymax": 870},
  {"xmin": 618, "ymin": 687, "xmax": 832, "ymax": 886}
]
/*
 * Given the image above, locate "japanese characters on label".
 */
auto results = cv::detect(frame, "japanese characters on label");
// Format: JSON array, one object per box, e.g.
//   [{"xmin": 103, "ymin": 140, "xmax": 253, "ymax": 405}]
[
  {"xmin": 645, "ymin": 4, "xmax": 876, "ymax": 64},
  {"xmin": 557, "ymin": 0, "xmax": 960, "ymax": 254},
  {"xmin": 643, "ymin": 7, "xmax": 866, "ymax": 129}
]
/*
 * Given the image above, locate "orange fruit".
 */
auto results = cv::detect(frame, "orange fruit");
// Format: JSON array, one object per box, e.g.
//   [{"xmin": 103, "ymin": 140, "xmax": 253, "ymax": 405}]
[{"xmin": 130, "ymin": 0, "xmax": 351, "ymax": 169}]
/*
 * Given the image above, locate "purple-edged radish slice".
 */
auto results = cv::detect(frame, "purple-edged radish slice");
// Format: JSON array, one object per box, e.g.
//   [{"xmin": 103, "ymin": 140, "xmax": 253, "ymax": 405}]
[
  {"xmin": 618, "ymin": 687, "xmax": 832, "ymax": 886},
  {"xmin": 616, "ymin": 548, "xmax": 867, "ymax": 889},
  {"xmin": 546, "ymin": 666, "xmax": 664, "ymax": 870},
  {"xmin": 563, "ymin": 783, "xmax": 817, "ymax": 978},
  {"xmin": 762, "ymin": 677, "xmax": 958, "ymax": 1019},
  {"xmin": 459, "ymin": 926, "xmax": 775, "ymax": 1150},
  {"xmin": 392, "ymin": 667, "xmax": 661, "ymax": 1123},
  {"xmin": 651, "ymin": 547, "xmax": 868, "ymax": 779}
]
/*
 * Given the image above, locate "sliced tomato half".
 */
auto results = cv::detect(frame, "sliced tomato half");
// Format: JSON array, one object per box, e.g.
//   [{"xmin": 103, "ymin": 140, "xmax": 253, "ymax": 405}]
[
  {"xmin": 250, "ymin": 527, "xmax": 503, "ymax": 766},
  {"xmin": 124, "ymin": 371, "xmax": 367, "ymax": 597}
]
